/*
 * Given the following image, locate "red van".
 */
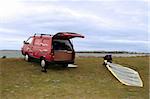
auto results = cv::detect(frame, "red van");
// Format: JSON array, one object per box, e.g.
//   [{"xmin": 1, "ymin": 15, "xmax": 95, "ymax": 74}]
[{"xmin": 21, "ymin": 32, "xmax": 84, "ymax": 72}]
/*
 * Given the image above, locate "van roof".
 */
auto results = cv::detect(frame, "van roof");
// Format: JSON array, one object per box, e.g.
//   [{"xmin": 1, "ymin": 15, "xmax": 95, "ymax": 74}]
[
  {"xmin": 31, "ymin": 35, "xmax": 52, "ymax": 38},
  {"xmin": 31, "ymin": 32, "xmax": 84, "ymax": 39}
]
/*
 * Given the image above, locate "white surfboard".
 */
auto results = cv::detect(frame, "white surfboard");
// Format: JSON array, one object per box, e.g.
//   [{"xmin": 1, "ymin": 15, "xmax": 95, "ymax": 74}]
[{"xmin": 105, "ymin": 62, "xmax": 143, "ymax": 87}]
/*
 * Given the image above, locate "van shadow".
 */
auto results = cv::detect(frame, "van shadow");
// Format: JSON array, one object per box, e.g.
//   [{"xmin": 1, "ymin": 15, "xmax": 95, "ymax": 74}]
[{"xmin": 31, "ymin": 59, "xmax": 70, "ymax": 71}]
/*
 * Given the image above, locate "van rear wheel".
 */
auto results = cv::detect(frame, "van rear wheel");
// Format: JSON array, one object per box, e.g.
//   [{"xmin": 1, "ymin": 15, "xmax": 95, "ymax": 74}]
[{"xmin": 40, "ymin": 59, "xmax": 47, "ymax": 72}]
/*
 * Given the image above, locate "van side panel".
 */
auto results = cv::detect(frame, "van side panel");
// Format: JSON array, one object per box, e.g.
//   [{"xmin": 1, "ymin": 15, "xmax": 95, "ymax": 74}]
[
  {"xmin": 41, "ymin": 38, "xmax": 53, "ymax": 61},
  {"xmin": 32, "ymin": 37, "xmax": 43, "ymax": 58},
  {"xmin": 31, "ymin": 36, "xmax": 53, "ymax": 61}
]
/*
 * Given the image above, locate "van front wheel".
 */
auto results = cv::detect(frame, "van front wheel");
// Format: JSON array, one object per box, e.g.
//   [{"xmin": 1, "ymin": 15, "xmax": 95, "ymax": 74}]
[
  {"xmin": 40, "ymin": 59, "xmax": 47, "ymax": 72},
  {"xmin": 24, "ymin": 54, "xmax": 31, "ymax": 62}
]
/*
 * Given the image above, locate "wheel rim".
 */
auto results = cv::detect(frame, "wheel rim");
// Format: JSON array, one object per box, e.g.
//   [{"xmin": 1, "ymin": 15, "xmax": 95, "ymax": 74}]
[
  {"xmin": 41, "ymin": 60, "xmax": 45, "ymax": 68},
  {"xmin": 25, "ymin": 55, "xmax": 28, "ymax": 61}
]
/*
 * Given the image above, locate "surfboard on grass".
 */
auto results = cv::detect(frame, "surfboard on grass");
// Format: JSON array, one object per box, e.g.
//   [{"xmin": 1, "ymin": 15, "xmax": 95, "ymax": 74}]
[{"xmin": 105, "ymin": 62, "xmax": 143, "ymax": 87}]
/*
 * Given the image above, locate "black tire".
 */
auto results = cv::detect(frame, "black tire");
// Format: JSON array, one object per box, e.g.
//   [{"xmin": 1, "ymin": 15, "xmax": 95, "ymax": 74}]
[
  {"xmin": 62, "ymin": 64, "xmax": 68, "ymax": 68},
  {"xmin": 40, "ymin": 59, "xmax": 47, "ymax": 72},
  {"xmin": 24, "ymin": 54, "xmax": 31, "ymax": 62}
]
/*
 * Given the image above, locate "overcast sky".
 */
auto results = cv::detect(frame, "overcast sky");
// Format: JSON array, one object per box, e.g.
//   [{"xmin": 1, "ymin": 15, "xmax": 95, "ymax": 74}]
[{"xmin": 0, "ymin": 0, "xmax": 149, "ymax": 52}]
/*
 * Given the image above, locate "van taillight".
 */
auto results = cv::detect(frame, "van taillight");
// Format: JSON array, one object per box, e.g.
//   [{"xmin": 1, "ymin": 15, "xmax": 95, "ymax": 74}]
[
  {"xmin": 50, "ymin": 49, "xmax": 54, "ymax": 60},
  {"xmin": 51, "ymin": 49, "xmax": 54, "ymax": 55}
]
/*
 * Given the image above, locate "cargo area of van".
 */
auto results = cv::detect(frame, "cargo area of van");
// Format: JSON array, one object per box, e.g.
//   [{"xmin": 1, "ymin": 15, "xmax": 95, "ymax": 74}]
[{"xmin": 52, "ymin": 39, "xmax": 73, "ymax": 61}]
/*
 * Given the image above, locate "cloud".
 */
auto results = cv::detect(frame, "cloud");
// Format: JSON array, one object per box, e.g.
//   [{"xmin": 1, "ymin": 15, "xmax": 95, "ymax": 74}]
[
  {"xmin": 0, "ymin": 27, "xmax": 18, "ymax": 33},
  {"xmin": 0, "ymin": 0, "xmax": 148, "ymax": 52}
]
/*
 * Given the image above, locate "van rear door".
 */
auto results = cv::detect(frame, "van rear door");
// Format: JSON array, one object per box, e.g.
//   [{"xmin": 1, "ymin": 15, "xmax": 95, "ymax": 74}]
[
  {"xmin": 53, "ymin": 32, "xmax": 84, "ymax": 39},
  {"xmin": 52, "ymin": 39, "xmax": 73, "ymax": 61},
  {"xmin": 52, "ymin": 32, "xmax": 84, "ymax": 62}
]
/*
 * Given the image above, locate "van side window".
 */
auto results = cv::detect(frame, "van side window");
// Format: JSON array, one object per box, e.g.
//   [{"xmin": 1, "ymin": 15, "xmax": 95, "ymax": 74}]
[
  {"xmin": 26, "ymin": 37, "xmax": 33, "ymax": 44},
  {"xmin": 42, "ymin": 39, "xmax": 50, "ymax": 46},
  {"xmin": 34, "ymin": 38, "xmax": 42, "ymax": 46}
]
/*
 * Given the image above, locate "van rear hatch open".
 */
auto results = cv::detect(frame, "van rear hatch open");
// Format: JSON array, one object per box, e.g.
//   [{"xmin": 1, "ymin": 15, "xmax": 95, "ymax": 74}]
[
  {"xmin": 53, "ymin": 32, "xmax": 84, "ymax": 39},
  {"xmin": 52, "ymin": 32, "xmax": 84, "ymax": 62}
]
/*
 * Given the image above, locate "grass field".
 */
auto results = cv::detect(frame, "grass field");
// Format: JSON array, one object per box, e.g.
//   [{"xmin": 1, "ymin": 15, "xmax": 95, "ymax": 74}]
[{"xmin": 0, "ymin": 57, "xmax": 149, "ymax": 99}]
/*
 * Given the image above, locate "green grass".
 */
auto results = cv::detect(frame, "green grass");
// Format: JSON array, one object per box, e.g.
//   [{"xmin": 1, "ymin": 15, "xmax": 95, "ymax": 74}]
[{"xmin": 0, "ymin": 57, "xmax": 149, "ymax": 99}]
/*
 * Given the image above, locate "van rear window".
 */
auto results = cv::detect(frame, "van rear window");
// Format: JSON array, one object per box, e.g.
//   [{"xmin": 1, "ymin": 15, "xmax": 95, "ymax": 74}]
[{"xmin": 53, "ymin": 39, "xmax": 72, "ymax": 51}]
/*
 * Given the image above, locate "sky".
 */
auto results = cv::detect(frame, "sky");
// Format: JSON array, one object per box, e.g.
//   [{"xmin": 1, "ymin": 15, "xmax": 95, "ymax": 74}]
[{"xmin": 0, "ymin": 0, "xmax": 149, "ymax": 52}]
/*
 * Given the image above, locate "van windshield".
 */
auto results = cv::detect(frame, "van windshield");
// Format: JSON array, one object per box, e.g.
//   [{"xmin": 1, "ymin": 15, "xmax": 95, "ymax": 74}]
[
  {"xmin": 53, "ymin": 39, "xmax": 72, "ymax": 51},
  {"xmin": 26, "ymin": 37, "xmax": 33, "ymax": 44}
]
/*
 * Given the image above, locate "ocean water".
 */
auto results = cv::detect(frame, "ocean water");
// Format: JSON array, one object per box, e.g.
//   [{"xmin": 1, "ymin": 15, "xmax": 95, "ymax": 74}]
[
  {"xmin": 76, "ymin": 53, "xmax": 149, "ymax": 57},
  {"xmin": 0, "ymin": 50, "xmax": 23, "ymax": 58}
]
